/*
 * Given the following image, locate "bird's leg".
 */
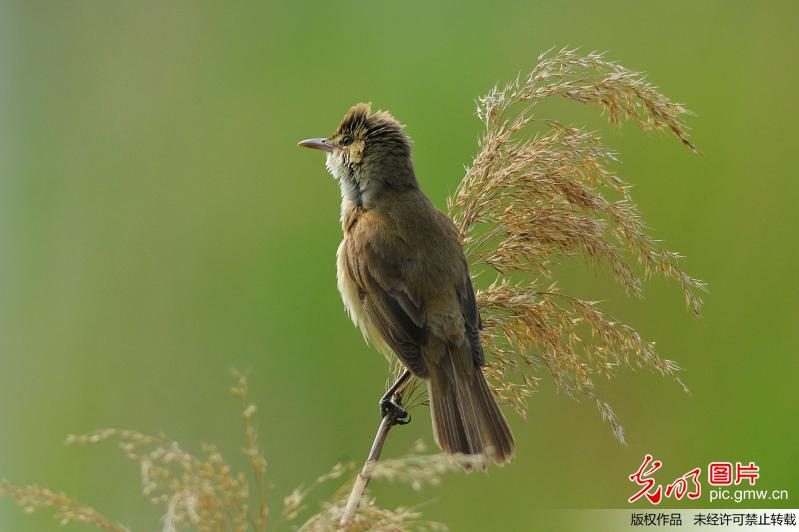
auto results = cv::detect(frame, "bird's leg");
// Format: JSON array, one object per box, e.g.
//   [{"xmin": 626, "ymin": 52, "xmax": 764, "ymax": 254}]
[{"xmin": 379, "ymin": 368, "xmax": 411, "ymax": 425}]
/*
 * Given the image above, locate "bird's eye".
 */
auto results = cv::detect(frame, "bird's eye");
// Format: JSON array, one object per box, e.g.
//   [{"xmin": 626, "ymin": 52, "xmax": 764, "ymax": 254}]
[{"xmin": 340, "ymin": 135, "xmax": 354, "ymax": 146}]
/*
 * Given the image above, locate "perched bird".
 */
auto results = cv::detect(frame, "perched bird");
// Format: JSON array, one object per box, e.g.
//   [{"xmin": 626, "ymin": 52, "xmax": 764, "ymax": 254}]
[{"xmin": 298, "ymin": 103, "xmax": 514, "ymax": 465}]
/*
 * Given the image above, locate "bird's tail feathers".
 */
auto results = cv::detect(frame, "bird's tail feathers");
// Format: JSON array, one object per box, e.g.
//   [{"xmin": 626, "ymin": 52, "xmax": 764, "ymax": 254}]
[{"xmin": 427, "ymin": 350, "xmax": 515, "ymax": 468}]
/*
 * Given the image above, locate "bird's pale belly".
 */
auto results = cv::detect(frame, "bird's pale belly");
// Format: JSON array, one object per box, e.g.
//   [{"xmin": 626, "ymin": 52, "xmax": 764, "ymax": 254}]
[{"xmin": 336, "ymin": 239, "xmax": 393, "ymax": 361}]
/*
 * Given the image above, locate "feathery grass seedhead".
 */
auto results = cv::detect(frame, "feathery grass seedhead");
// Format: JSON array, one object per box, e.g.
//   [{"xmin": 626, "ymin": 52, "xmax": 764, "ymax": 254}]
[
  {"xmin": 2, "ymin": 374, "xmax": 454, "ymax": 531},
  {"xmin": 446, "ymin": 48, "xmax": 705, "ymax": 441},
  {"xmin": 301, "ymin": 499, "xmax": 446, "ymax": 532},
  {"xmin": 63, "ymin": 392, "xmax": 270, "ymax": 532},
  {"xmin": 368, "ymin": 440, "xmax": 482, "ymax": 490},
  {"xmin": 0, "ymin": 481, "xmax": 128, "ymax": 532},
  {"xmin": 300, "ymin": 441, "xmax": 451, "ymax": 531}
]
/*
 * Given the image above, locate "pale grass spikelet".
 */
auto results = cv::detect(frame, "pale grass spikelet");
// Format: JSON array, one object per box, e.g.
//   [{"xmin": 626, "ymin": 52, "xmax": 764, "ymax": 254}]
[
  {"xmin": 282, "ymin": 462, "xmax": 351, "ymax": 522},
  {"xmin": 296, "ymin": 442, "xmax": 457, "ymax": 530},
  {"xmin": 232, "ymin": 369, "xmax": 269, "ymax": 528},
  {"xmin": 446, "ymin": 48, "xmax": 705, "ymax": 441},
  {"xmin": 0, "ymin": 480, "xmax": 128, "ymax": 532},
  {"xmin": 300, "ymin": 498, "xmax": 446, "ymax": 532},
  {"xmin": 367, "ymin": 440, "xmax": 475, "ymax": 491},
  {"xmin": 2, "ymin": 373, "xmax": 454, "ymax": 531},
  {"xmin": 65, "ymin": 428, "xmax": 257, "ymax": 531}
]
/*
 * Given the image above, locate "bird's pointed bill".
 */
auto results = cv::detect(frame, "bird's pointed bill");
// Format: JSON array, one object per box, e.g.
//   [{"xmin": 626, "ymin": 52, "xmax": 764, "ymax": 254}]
[{"xmin": 298, "ymin": 137, "xmax": 335, "ymax": 152}]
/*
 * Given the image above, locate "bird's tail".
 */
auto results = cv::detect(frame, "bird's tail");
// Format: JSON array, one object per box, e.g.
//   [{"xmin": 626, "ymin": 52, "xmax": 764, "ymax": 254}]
[{"xmin": 427, "ymin": 352, "xmax": 515, "ymax": 467}]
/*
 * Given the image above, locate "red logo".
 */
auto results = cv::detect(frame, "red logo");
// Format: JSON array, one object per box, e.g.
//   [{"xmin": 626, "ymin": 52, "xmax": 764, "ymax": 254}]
[
  {"xmin": 707, "ymin": 461, "xmax": 760, "ymax": 486},
  {"xmin": 708, "ymin": 462, "xmax": 733, "ymax": 485},
  {"xmin": 629, "ymin": 455, "xmax": 760, "ymax": 504},
  {"xmin": 629, "ymin": 454, "xmax": 664, "ymax": 504},
  {"xmin": 734, "ymin": 462, "xmax": 760, "ymax": 486}
]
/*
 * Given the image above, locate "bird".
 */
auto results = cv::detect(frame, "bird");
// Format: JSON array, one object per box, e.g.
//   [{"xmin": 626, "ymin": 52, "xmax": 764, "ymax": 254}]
[{"xmin": 298, "ymin": 103, "xmax": 514, "ymax": 465}]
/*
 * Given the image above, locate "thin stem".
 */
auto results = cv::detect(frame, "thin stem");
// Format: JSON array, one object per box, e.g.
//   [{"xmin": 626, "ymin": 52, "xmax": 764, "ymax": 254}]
[
  {"xmin": 340, "ymin": 370, "xmax": 411, "ymax": 528},
  {"xmin": 339, "ymin": 412, "xmax": 399, "ymax": 528}
]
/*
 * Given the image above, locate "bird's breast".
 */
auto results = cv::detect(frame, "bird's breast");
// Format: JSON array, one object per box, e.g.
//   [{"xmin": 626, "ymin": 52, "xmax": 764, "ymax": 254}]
[
  {"xmin": 336, "ymin": 238, "xmax": 362, "ymax": 328},
  {"xmin": 336, "ymin": 237, "xmax": 393, "ymax": 360}
]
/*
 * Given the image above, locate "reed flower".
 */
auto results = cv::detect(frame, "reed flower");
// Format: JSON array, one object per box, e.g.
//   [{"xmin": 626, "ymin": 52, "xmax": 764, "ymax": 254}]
[
  {"xmin": 446, "ymin": 48, "xmax": 704, "ymax": 440},
  {"xmin": 1, "ymin": 372, "xmax": 452, "ymax": 531}
]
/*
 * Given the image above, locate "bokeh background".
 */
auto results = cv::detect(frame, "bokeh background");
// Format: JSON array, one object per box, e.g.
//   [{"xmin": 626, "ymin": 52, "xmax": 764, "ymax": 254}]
[{"xmin": 1, "ymin": 1, "xmax": 797, "ymax": 530}]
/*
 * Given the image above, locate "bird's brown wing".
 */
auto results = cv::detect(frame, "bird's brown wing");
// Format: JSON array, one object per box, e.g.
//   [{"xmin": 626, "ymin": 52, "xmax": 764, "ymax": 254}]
[
  {"xmin": 429, "ymin": 208, "xmax": 485, "ymax": 368},
  {"xmin": 344, "ymin": 238, "xmax": 429, "ymax": 377},
  {"xmin": 458, "ymin": 271, "xmax": 485, "ymax": 367}
]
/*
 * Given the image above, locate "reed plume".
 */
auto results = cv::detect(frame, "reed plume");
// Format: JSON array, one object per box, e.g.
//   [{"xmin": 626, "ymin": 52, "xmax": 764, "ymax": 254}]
[
  {"xmin": 443, "ymin": 48, "xmax": 705, "ymax": 441},
  {"xmin": 1, "ymin": 372, "xmax": 455, "ymax": 531}
]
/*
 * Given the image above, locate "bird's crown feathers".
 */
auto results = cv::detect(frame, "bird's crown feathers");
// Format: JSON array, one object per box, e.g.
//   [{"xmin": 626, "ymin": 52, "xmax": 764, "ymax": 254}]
[{"xmin": 334, "ymin": 103, "xmax": 410, "ymax": 149}]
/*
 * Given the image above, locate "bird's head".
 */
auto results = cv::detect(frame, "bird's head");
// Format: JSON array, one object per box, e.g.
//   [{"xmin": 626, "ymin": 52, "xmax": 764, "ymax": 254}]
[{"xmin": 298, "ymin": 103, "xmax": 417, "ymax": 207}]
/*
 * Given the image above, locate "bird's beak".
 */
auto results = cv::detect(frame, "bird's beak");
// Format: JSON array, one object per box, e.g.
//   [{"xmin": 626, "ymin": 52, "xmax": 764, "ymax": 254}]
[{"xmin": 297, "ymin": 137, "xmax": 335, "ymax": 152}]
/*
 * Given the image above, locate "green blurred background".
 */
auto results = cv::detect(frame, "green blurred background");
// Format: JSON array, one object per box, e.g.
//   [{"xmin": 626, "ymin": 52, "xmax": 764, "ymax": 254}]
[{"xmin": 1, "ymin": 1, "xmax": 797, "ymax": 530}]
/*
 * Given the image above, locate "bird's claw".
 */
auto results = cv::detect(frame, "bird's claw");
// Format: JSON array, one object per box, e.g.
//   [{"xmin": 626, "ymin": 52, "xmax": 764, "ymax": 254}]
[{"xmin": 379, "ymin": 398, "xmax": 410, "ymax": 425}]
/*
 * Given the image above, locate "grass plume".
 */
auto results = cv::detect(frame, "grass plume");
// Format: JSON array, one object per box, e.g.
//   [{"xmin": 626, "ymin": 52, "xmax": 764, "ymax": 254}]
[
  {"xmin": 1, "ymin": 373, "xmax": 453, "ymax": 531},
  {"xmin": 445, "ymin": 48, "xmax": 705, "ymax": 440}
]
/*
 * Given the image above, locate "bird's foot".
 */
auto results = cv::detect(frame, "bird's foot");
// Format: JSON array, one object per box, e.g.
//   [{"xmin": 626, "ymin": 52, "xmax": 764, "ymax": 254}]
[{"xmin": 379, "ymin": 398, "xmax": 410, "ymax": 425}]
